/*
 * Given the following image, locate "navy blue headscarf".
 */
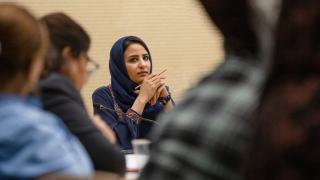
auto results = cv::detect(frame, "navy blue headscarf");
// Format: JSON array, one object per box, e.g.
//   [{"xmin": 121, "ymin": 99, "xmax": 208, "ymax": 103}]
[{"xmin": 109, "ymin": 36, "xmax": 163, "ymax": 118}]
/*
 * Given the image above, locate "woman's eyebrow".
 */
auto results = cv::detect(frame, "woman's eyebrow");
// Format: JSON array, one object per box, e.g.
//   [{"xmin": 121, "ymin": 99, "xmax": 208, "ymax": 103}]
[
  {"xmin": 128, "ymin": 54, "xmax": 139, "ymax": 58},
  {"xmin": 127, "ymin": 53, "xmax": 149, "ymax": 58}
]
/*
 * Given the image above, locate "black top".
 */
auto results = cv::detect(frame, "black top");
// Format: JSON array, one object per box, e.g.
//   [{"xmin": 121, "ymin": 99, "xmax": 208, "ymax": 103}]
[{"xmin": 38, "ymin": 73, "xmax": 126, "ymax": 175}]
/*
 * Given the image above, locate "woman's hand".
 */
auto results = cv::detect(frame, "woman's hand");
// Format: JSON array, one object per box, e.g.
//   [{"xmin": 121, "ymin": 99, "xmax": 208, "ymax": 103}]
[
  {"xmin": 149, "ymin": 82, "xmax": 167, "ymax": 105},
  {"xmin": 159, "ymin": 83, "xmax": 169, "ymax": 97},
  {"xmin": 136, "ymin": 73, "xmax": 165, "ymax": 104}
]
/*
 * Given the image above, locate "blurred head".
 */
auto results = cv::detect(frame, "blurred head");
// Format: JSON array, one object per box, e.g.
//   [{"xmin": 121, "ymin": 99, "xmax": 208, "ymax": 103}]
[
  {"xmin": 271, "ymin": 0, "xmax": 320, "ymax": 77},
  {"xmin": 123, "ymin": 36, "xmax": 151, "ymax": 84},
  {"xmin": 0, "ymin": 3, "xmax": 48, "ymax": 95},
  {"xmin": 199, "ymin": 0, "xmax": 258, "ymax": 57},
  {"xmin": 246, "ymin": 0, "xmax": 320, "ymax": 179},
  {"xmin": 40, "ymin": 13, "xmax": 92, "ymax": 90}
]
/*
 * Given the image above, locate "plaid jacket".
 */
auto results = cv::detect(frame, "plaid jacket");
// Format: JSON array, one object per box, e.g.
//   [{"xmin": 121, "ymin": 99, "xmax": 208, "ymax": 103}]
[{"xmin": 139, "ymin": 55, "xmax": 265, "ymax": 180}]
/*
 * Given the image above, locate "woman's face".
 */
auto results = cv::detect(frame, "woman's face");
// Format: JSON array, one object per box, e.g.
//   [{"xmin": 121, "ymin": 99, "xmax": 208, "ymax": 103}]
[
  {"xmin": 124, "ymin": 43, "xmax": 151, "ymax": 84},
  {"xmin": 63, "ymin": 47, "xmax": 88, "ymax": 90},
  {"xmin": 72, "ymin": 53, "xmax": 89, "ymax": 90}
]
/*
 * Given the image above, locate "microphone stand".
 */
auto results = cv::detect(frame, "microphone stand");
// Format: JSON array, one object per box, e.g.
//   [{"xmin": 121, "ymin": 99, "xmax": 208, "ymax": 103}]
[{"xmin": 93, "ymin": 103, "xmax": 160, "ymax": 126}]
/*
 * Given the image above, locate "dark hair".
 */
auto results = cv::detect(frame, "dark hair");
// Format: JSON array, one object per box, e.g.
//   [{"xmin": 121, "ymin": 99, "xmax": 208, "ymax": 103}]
[
  {"xmin": 199, "ymin": 0, "xmax": 258, "ymax": 58},
  {"xmin": 246, "ymin": 0, "xmax": 320, "ymax": 179},
  {"xmin": 0, "ymin": 3, "xmax": 47, "ymax": 89},
  {"xmin": 40, "ymin": 12, "xmax": 90, "ymax": 75},
  {"xmin": 123, "ymin": 36, "xmax": 153, "ymax": 72},
  {"xmin": 269, "ymin": 0, "xmax": 320, "ymax": 79}
]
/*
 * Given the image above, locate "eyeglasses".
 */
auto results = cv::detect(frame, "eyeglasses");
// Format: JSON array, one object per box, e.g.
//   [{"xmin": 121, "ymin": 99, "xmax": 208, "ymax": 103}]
[{"xmin": 84, "ymin": 55, "xmax": 100, "ymax": 76}]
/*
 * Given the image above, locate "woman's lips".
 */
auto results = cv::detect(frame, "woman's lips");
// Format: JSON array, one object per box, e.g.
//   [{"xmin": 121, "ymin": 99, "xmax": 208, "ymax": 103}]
[{"xmin": 137, "ymin": 72, "xmax": 148, "ymax": 76}]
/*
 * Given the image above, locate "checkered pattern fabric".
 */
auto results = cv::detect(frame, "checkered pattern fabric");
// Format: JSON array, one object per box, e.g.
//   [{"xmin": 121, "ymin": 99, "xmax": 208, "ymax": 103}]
[{"xmin": 139, "ymin": 55, "xmax": 265, "ymax": 180}]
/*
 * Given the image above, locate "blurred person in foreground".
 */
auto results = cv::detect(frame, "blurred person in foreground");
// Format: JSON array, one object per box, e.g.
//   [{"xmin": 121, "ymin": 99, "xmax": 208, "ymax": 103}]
[
  {"xmin": 139, "ymin": 0, "xmax": 281, "ymax": 179},
  {"xmin": 246, "ymin": 0, "xmax": 320, "ymax": 179},
  {"xmin": 0, "ymin": 4, "xmax": 92, "ymax": 179},
  {"xmin": 38, "ymin": 13, "xmax": 126, "ymax": 175}
]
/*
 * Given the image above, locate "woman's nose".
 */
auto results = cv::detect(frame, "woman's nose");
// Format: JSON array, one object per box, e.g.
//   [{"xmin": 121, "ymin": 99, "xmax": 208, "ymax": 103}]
[{"xmin": 138, "ymin": 58, "xmax": 147, "ymax": 67}]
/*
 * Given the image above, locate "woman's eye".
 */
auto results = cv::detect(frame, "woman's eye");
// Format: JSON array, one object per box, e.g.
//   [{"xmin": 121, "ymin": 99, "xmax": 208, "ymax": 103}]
[
  {"xmin": 143, "ymin": 56, "xmax": 149, "ymax": 61},
  {"xmin": 129, "ymin": 58, "xmax": 137, "ymax": 62}
]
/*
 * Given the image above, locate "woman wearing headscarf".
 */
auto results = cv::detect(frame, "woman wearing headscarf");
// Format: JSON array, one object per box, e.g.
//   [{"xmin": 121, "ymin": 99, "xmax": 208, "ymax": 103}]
[{"xmin": 92, "ymin": 36, "xmax": 174, "ymax": 150}]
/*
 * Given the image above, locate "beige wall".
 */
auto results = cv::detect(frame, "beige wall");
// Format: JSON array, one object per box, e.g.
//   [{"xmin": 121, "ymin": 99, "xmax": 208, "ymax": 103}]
[{"xmin": 9, "ymin": 0, "xmax": 224, "ymax": 114}]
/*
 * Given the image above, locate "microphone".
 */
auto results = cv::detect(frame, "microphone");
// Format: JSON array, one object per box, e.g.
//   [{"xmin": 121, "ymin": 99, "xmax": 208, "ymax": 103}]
[{"xmin": 93, "ymin": 103, "xmax": 160, "ymax": 126}]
